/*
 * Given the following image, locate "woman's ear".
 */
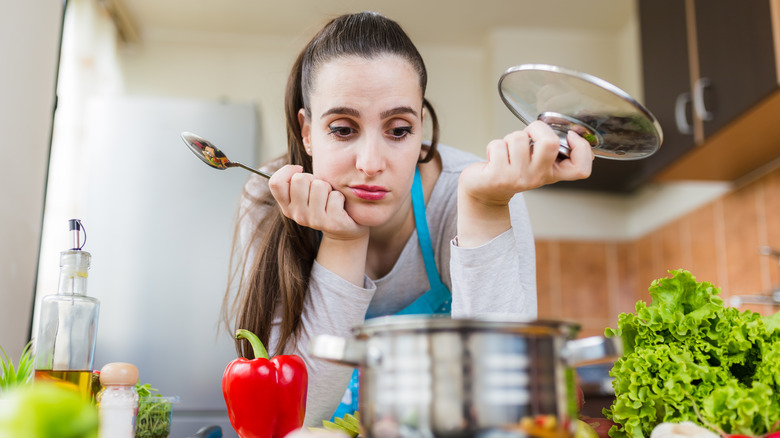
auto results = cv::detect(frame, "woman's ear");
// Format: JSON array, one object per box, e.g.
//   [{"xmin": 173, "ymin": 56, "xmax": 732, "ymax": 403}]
[{"xmin": 298, "ymin": 109, "xmax": 312, "ymax": 155}]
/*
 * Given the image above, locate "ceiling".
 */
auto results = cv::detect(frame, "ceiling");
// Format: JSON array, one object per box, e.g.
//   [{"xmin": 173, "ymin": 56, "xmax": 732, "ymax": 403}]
[{"xmin": 115, "ymin": 0, "xmax": 636, "ymax": 46}]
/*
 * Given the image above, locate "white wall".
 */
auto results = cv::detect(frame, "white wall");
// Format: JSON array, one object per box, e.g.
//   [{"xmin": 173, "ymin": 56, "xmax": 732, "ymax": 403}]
[
  {"xmin": 0, "ymin": 1, "xmax": 63, "ymax": 358},
  {"xmin": 117, "ymin": 32, "xmax": 493, "ymax": 163}
]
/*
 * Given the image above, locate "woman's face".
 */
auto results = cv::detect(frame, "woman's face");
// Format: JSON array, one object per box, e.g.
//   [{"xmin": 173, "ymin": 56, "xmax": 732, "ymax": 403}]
[{"xmin": 299, "ymin": 54, "xmax": 424, "ymax": 228}]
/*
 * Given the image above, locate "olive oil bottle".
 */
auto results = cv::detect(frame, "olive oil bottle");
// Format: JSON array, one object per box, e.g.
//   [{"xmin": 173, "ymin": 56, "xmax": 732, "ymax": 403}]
[{"xmin": 34, "ymin": 219, "xmax": 100, "ymax": 400}]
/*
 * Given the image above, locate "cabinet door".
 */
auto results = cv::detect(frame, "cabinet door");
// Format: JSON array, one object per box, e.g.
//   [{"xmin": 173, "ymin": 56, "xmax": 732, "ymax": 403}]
[
  {"xmin": 634, "ymin": 0, "xmax": 696, "ymax": 186},
  {"xmin": 554, "ymin": 0, "xmax": 693, "ymax": 193},
  {"xmin": 695, "ymin": 1, "xmax": 777, "ymax": 137}
]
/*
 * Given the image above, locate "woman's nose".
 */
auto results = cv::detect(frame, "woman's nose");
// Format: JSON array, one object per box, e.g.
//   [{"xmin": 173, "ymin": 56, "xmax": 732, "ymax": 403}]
[{"xmin": 356, "ymin": 136, "xmax": 386, "ymax": 176}]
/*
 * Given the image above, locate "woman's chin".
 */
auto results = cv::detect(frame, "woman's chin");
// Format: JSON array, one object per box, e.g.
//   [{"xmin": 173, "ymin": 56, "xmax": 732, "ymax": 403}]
[
  {"xmin": 352, "ymin": 214, "xmax": 388, "ymax": 228},
  {"xmin": 346, "ymin": 206, "xmax": 391, "ymax": 228}
]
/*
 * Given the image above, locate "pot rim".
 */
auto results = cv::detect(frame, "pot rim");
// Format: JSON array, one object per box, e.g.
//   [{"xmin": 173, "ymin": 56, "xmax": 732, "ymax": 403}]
[{"xmin": 351, "ymin": 314, "xmax": 581, "ymax": 338}]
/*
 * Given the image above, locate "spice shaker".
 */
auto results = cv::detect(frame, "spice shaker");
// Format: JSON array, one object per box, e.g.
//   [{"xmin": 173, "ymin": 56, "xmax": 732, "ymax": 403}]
[{"xmin": 97, "ymin": 362, "xmax": 139, "ymax": 438}]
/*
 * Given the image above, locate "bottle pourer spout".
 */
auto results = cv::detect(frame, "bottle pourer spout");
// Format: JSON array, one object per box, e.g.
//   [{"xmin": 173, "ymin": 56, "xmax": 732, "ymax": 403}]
[{"xmin": 69, "ymin": 219, "xmax": 87, "ymax": 250}]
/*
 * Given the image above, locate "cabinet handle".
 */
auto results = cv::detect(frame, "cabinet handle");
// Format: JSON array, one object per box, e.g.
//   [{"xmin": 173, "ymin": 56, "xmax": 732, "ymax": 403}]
[
  {"xmin": 674, "ymin": 92, "xmax": 693, "ymax": 135},
  {"xmin": 693, "ymin": 77, "xmax": 714, "ymax": 121}
]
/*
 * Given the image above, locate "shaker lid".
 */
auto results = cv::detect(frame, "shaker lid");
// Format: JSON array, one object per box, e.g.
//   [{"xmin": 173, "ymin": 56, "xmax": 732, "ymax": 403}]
[{"xmin": 100, "ymin": 362, "xmax": 139, "ymax": 386}]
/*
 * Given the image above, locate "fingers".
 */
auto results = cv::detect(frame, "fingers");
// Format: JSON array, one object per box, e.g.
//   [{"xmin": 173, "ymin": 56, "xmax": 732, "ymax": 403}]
[
  {"xmin": 502, "ymin": 131, "xmax": 531, "ymax": 168},
  {"xmin": 290, "ymin": 175, "xmax": 329, "ymax": 223},
  {"xmin": 269, "ymin": 164, "xmax": 326, "ymax": 225},
  {"xmin": 286, "ymin": 173, "xmax": 335, "ymax": 226},
  {"xmin": 267, "ymin": 164, "xmax": 361, "ymax": 236},
  {"xmin": 324, "ymin": 189, "xmax": 347, "ymax": 217},
  {"xmin": 523, "ymin": 120, "xmax": 560, "ymax": 166},
  {"xmin": 485, "ymin": 138, "xmax": 512, "ymax": 169},
  {"xmin": 466, "ymin": 122, "xmax": 592, "ymax": 202},
  {"xmin": 268, "ymin": 164, "xmax": 303, "ymax": 206},
  {"xmin": 560, "ymin": 130, "xmax": 594, "ymax": 181}
]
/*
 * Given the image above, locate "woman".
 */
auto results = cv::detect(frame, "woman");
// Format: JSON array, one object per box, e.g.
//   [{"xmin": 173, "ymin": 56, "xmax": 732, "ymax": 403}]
[{"xmin": 223, "ymin": 11, "xmax": 593, "ymax": 425}]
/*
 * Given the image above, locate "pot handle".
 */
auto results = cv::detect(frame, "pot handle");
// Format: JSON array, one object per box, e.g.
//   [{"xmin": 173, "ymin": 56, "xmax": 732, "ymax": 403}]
[
  {"xmin": 308, "ymin": 334, "xmax": 366, "ymax": 367},
  {"xmin": 564, "ymin": 335, "xmax": 623, "ymax": 367}
]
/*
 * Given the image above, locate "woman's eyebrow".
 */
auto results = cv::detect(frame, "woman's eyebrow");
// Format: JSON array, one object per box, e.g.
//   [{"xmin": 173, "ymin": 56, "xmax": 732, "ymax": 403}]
[
  {"xmin": 381, "ymin": 106, "xmax": 418, "ymax": 119},
  {"xmin": 321, "ymin": 107, "xmax": 360, "ymax": 118},
  {"xmin": 320, "ymin": 106, "xmax": 418, "ymax": 119}
]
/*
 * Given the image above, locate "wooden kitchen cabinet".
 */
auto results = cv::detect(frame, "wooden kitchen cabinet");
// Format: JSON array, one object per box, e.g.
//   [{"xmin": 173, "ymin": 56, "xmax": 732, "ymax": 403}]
[
  {"xmin": 694, "ymin": 2, "xmax": 777, "ymax": 138},
  {"xmin": 632, "ymin": 0, "xmax": 695, "ymax": 182},
  {"xmin": 655, "ymin": 0, "xmax": 780, "ymax": 183},
  {"xmin": 556, "ymin": 0, "xmax": 780, "ymax": 193}
]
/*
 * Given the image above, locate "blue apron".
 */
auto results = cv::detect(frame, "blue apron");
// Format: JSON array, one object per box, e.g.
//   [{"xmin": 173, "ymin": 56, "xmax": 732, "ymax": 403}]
[{"xmin": 330, "ymin": 167, "xmax": 452, "ymax": 420}]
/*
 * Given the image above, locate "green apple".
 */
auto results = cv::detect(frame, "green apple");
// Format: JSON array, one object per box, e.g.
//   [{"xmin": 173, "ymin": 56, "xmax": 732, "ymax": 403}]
[
  {"xmin": 575, "ymin": 419, "xmax": 600, "ymax": 438},
  {"xmin": 0, "ymin": 382, "xmax": 98, "ymax": 438}
]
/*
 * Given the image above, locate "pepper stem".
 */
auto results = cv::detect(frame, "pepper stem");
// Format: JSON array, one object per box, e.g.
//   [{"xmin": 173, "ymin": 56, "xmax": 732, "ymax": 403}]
[{"xmin": 235, "ymin": 329, "xmax": 269, "ymax": 360}]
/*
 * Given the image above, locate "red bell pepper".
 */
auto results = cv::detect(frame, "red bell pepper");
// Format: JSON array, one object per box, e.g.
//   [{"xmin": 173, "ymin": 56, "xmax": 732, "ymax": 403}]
[{"xmin": 222, "ymin": 329, "xmax": 308, "ymax": 438}]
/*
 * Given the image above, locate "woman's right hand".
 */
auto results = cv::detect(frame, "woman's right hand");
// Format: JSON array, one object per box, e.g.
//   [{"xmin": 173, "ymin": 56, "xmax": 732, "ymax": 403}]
[
  {"xmin": 270, "ymin": 164, "xmax": 370, "ymax": 286},
  {"xmin": 268, "ymin": 164, "xmax": 368, "ymax": 241}
]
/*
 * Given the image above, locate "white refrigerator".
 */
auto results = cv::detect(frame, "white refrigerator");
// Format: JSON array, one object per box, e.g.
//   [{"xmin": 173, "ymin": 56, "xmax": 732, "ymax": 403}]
[{"xmin": 35, "ymin": 95, "xmax": 259, "ymax": 437}]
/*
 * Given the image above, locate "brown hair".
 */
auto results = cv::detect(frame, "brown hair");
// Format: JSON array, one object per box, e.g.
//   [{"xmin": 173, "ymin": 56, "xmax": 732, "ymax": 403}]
[{"xmin": 223, "ymin": 11, "xmax": 440, "ymax": 358}]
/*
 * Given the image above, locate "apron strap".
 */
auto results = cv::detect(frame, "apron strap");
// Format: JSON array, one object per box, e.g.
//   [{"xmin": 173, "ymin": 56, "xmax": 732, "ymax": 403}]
[{"xmin": 395, "ymin": 167, "xmax": 451, "ymax": 315}]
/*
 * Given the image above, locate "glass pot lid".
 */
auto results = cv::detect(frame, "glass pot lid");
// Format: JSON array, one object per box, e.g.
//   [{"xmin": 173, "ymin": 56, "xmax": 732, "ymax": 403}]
[{"xmin": 498, "ymin": 64, "xmax": 663, "ymax": 160}]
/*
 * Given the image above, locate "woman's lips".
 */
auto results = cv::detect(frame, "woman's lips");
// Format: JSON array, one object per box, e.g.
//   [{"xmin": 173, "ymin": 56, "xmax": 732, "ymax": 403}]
[{"xmin": 350, "ymin": 185, "xmax": 389, "ymax": 201}]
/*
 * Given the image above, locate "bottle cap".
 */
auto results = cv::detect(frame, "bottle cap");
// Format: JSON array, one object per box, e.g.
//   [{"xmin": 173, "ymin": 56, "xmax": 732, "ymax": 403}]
[
  {"xmin": 99, "ymin": 362, "xmax": 139, "ymax": 386},
  {"xmin": 68, "ymin": 219, "xmax": 87, "ymax": 250}
]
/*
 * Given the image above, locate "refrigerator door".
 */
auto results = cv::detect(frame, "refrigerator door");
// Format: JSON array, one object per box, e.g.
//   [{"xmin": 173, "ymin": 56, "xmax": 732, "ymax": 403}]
[{"xmin": 38, "ymin": 96, "xmax": 257, "ymax": 438}]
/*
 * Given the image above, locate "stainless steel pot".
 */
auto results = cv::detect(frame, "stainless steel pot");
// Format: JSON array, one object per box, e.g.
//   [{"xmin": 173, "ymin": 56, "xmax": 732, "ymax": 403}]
[{"xmin": 309, "ymin": 315, "xmax": 621, "ymax": 438}]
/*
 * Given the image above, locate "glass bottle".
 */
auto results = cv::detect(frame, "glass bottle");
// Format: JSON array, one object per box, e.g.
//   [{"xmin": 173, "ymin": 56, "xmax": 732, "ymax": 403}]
[
  {"xmin": 34, "ymin": 219, "xmax": 100, "ymax": 400},
  {"xmin": 97, "ymin": 362, "xmax": 139, "ymax": 438}
]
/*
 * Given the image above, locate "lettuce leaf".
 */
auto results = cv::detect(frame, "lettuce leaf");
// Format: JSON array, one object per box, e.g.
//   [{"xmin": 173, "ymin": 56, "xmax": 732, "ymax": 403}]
[{"xmin": 604, "ymin": 270, "xmax": 780, "ymax": 438}]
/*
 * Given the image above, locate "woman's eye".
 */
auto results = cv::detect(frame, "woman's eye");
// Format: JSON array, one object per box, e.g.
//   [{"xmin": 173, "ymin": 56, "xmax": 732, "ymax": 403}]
[
  {"xmin": 327, "ymin": 125, "xmax": 355, "ymax": 138},
  {"xmin": 388, "ymin": 126, "xmax": 413, "ymax": 140}
]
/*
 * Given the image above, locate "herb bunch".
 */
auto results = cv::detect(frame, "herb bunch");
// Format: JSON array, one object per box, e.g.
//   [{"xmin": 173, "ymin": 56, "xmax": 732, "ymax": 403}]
[
  {"xmin": 0, "ymin": 341, "xmax": 34, "ymax": 392},
  {"xmin": 135, "ymin": 383, "xmax": 173, "ymax": 438}
]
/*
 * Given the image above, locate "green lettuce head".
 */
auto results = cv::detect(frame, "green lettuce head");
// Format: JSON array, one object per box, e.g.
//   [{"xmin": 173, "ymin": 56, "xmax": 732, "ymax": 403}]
[{"xmin": 604, "ymin": 270, "xmax": 780, "ymax": 438}]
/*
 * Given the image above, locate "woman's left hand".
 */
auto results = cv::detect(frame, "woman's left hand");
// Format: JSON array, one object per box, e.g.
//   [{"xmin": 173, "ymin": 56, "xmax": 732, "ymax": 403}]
[
  {"xmin": 459, "ymin": 120, "xmax": 593, "ymax": 206},
  {"xmin": 456, "ymin": 121, "xmax": 592, "ymax": 247}
]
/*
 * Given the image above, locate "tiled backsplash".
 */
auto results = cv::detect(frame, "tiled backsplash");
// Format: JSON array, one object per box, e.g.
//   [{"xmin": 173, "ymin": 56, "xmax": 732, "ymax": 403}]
[{"xmin": 536, "ymin": 165, "xmax": 780, "ymax": 337}]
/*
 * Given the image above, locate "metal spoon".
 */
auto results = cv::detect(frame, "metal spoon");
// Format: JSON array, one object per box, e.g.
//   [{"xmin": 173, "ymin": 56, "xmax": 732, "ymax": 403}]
[{"xmin": 180, "ymin": 131, "xmax": 272, "ymax": 179}]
